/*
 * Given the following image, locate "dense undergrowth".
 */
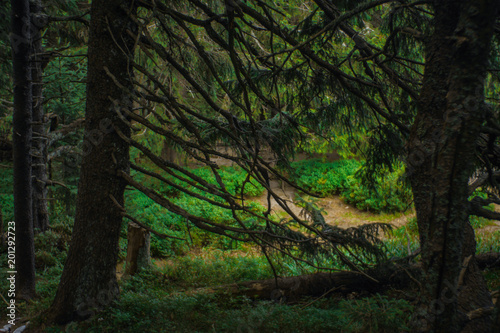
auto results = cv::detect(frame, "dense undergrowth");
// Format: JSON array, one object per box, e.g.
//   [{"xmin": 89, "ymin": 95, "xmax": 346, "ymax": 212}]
[{"xmin": 290, "ymin": 159, "xmax": 412, "ymax": 213}]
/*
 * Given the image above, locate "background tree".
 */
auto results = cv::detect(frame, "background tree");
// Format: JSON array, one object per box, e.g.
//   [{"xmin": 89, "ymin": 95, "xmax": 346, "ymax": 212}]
[
  {"xmin": 10, "ymin": 0, "xmax": 36, "ymax": 300},
  {"xmin": 30, "ymin": 0, "xmax": 49, "ymax": 232}
]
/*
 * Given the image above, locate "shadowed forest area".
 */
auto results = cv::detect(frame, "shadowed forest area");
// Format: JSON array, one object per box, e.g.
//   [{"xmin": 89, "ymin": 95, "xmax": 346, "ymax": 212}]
[{"xmin": 1, "ymin": 0, "xmax": 500, "ymax": 332}]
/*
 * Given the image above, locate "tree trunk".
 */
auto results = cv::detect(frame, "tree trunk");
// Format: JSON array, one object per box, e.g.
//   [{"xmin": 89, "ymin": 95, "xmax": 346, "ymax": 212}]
[
  {"xmin": 125, "ymin": 223, "xmax": 151, "ymax": 276},
  {"xmin": 30, "ymin": 0, "xmax": 49, "ymax": 233},
  {"xmin": 11, "ymin": 0, "xmax": 36, "ymax": 301},
  {"xmin": 408, "ymin": 1, "xmax": 499, "ymax": 331},
  {"xmin": 48, "ymin": 0, "xmax": 136, "ymax": 324}
]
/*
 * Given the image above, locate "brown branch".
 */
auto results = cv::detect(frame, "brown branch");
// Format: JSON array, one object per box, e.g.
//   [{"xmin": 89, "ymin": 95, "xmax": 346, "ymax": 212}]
[
  {"xmin": 469, "ymin": 196, "xmax": 500, "ymax": 221},
  {"xmin": 45, "ymin": 180, "xmax": 69, "ymax": 189},
  {"xmin": 47, "ymin": 11, "xmax": 90, "ymax": 26}
]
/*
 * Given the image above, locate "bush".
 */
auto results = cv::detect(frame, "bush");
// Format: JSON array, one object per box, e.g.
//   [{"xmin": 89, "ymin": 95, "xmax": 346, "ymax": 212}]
[
  {"xmin": 341, "ymin": 169, "xmax": 412, "ymax": 213},
  {"xmin": 291, "ymin": 159, "xmax": 361, "ymax": 196},
  {"xmin": 144, "ymin": 165, "xmax": 266, "ymax": 199},
  {"xmin": 125, "ymin": 185, "xmax": 268, "ymax": 257},
  {"xmin": 291, "ymin": 159, "xmax": 412, "ymax": 213}
]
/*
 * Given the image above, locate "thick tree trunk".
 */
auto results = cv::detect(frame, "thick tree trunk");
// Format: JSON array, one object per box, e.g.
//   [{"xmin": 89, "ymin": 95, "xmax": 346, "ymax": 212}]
[
  {"xmin": 30, "ymin": 0, "xmax": 49, "ymax": 233},
  {"xmin": 125, "ymin": 223, "xmax": 151, "ymax": 276},
  {"xmin": 11, "ymin": 0, "xmax": 36, "ymax": 300},
  {"xmin": 48, "ymin": 0, "xmax": 136, "ymax": 324},
  {"xmin": 408, "ymin": 1, "xmax": 499, "ymax": 331}
]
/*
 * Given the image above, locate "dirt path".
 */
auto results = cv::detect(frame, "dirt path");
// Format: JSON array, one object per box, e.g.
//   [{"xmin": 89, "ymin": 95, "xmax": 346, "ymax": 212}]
[{"xmin": 251, "ymin": 180, "xmax": 413, "ymax": 229}]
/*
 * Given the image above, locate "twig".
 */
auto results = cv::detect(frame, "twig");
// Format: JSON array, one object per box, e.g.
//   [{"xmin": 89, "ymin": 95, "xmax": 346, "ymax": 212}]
[
  {"xmin": 46, "ymin": 179, "xmax": 69, "ymax": 189},
  {"xmin": 0, "ymin": 293, "xmax": 9, "ymax": 306}
]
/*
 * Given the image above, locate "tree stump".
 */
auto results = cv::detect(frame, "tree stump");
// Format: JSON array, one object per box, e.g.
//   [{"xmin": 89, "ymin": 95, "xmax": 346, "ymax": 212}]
[{"xmin": 125, "ymin": 222, "xmax": 151, "ymax": 276}]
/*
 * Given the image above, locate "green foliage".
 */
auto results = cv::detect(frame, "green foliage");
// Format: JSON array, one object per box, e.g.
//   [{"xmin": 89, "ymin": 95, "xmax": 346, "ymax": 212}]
[
  {"xmin": 125, "ymin": 190, "xmax": 188, "ymax": 257},
  {"xmin": 125, "ymin": 166, "xmax": 268, "ymax": 257},
  {"xmin": 470, "ymin": 215, "xmax": 494, "ymax": 229},
  {"xmin": 476, "ymin": 231, "xmax": 500, "ymax": 253},
  {"xmin": 469, "ymin": 188, "xmax": 496, "ymax": 229},
  {"xmin": 46, "ymin": 274, "xmax": 413, "ymax": 333},
  {"xmin": 291, "ymin": 159, "xmax": 361, "ymax": 196},
  {"xmin": 337, "ymin": 295, "xmax": 413, "ymax": 332},
  {"xmin": 34, "ymin": 229, "xmax": 69, "ymax": 269},
  {"xmin": 162, "ymin": 250, "xmax": 273, "ymax": 287},
  {"xmin": 0, "ymin": 165, "xmax": 13, "ymax": 223},
  {"xmin": 341, "ymin": 167, "xmax": 412, "ymax": 213},
  {"xmin": 44, "ymin": 52, "xmax": 87, "ymax": 123},
  {"xmin": 187, "ymin": 166, "xmax": 266, "ymax": 198},
  {"xmin": 291, "ymin": 159, "xmax": 412, "ymax": 213}
]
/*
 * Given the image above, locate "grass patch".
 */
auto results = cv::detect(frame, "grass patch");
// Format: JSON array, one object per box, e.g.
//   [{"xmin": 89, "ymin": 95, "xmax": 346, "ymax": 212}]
[{"xmin": 40, "ymin": 266, "xmax": 413, "ymax": 333}]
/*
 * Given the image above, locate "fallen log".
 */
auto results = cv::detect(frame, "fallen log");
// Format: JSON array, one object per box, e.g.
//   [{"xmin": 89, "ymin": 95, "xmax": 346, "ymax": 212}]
[
  {"xmin": 202, "ymin": 261, "xmax": 420, "ymax": 302},
  {"xmin": 199, "ymin": 253, "xmax": 499, "ymax": 302}
]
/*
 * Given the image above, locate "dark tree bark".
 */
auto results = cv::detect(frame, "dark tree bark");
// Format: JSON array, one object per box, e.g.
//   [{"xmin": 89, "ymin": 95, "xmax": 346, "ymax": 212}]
[
  {"xmin": 30, "ymin": 0, "xmax": 49, "ymax": 233},
  {"xmin": 408, "ymin": 1, "xmax": 499, "ymax": 331},
  {"xmin": 48, "ymin": 0, "xmax": 136, "ymax": 324},
  {"xmin": 10, "ymin": 0, "xmax": 36, "ymax": 300}
]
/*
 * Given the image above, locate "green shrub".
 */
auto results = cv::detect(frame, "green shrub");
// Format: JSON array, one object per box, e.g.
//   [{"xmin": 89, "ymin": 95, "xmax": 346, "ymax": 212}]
[
  {"xmin": 291, "ymin": 159, "xmax": 412, "ymax": 213},
  {"xmin": 341, "ymin": 168, "xmax": 412, "ymax": 213},
  {"xmin": 125, "ymin": 188, "xmax": 268, "ymax": 257},
  {"xmin": 291, "ymin": 159, "xmax": 361, "ymax": 196},
  {"xmin": 145, "ymin": 165, "xmax": 266, "ymax": 199}
]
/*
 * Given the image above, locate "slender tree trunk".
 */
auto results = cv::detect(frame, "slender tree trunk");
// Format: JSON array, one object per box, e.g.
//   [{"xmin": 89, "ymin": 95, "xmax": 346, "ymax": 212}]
[
  {"xmin": 30, "ymin": 0, "xmax": 49, "ymax": 233},
  {"xmin": 48, "ymin": 0, "xmax": 136, "ymax": 324},
  {"xmin": 10, "ymin": 0, "xmax": 36, "ymax": 301},
  {"xmin": 408, "ymin": 1, "xmax": 499, "ymax": 331}
]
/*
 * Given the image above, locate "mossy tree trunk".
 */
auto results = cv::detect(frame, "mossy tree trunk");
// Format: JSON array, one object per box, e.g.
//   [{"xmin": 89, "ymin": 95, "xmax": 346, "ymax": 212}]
[
  {"xmin": 48, "ymin": 0, "xmax": 136, "ymax": 324},
  {"xmin": 408, "ymin": 1, "xmax": 499, "ymax": 331}
]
